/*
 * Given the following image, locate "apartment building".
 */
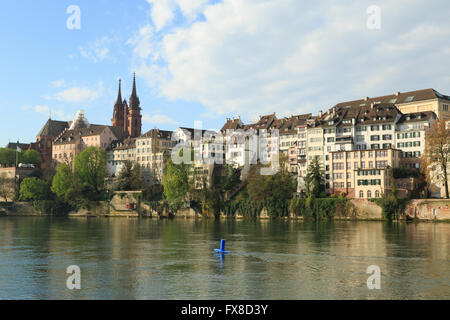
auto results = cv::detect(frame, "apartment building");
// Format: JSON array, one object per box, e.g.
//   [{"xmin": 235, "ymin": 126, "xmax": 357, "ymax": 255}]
[
  {"xmin": 330, "ymin": 149, "xmax": 402, "ymax": 199},
  {"xmin": 107, "ymin": 138, "xmax": 136, "ymax": 178},
  {"xmin": 395, "ymin": 111, "xmax": 436, "ymax": 169},
  {"xmin": 135, "ymin": 129, "xmax": 175, "ymax": 185},
  {"xmin": 53, "ymin": 111, "xmax": 122, "ymax": 167}
]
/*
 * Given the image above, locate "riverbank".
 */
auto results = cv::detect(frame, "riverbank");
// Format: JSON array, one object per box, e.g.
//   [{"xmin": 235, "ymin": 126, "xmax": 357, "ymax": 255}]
[{"xmin": 1, "ymin": 198, "xmax": 449, "ymax": 222}]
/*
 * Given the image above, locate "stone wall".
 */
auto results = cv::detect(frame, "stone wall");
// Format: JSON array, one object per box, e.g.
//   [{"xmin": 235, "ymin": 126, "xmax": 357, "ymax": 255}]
[
  {"xmin": 349, "ymin": 199, "xmax": 384, "ymax": 220},
  {"xmin": 405, "ymin": 199, "xmax": 450, "ymax": 221},
  {"xmin": 0, "ymin": 202, "xmax": 39, "ymax": 216}
]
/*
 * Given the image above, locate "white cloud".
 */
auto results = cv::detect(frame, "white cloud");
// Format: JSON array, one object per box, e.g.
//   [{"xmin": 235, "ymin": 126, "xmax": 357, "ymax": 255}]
[
  {"xmin": 143, "ymin": 113, "xmax": 179, "ymax": 125},
  {"xmin": 130, "ymin": 0, "xmax": 450, "ymax": 119},
  {"xmin": 79, "ymin": 36, "xmax": 113, "ymax": 63},
  {"xmin": 50, "ymin": 79, "xmax": 65, "ymax": 88},
  {"xmin": 47, "ymin": 82, "xmax": 103, "ymax": 103},
  {"xmin": 147, "ymin": 0, "xmax": 209, "ymax": 31}
]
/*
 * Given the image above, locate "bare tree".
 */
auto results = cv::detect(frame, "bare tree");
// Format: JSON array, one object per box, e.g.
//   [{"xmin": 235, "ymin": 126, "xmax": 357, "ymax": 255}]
[
  {"xmin": 423, "ymin": 118, "xmax": 450, "ymax": 198},
  {"xmin": 0, "ymin": 176, "xmax": 15, "ymax": 202}
]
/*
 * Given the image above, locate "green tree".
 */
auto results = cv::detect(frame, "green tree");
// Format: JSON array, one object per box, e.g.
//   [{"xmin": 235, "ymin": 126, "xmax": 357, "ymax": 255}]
[
  {"xmin": 0, "ymin": 148, "xmax": 17, "ymax": 167},
  {"xmin": 115, "ymin": 160, "xmax": 142, "ymax": 191},
  {"xmin": 21, "ymin": 150, "xmax": 42, "ymax": 165},
  {"xmin": 51, "ymin": 163, "xmax": 73, "ymax": 198},
  {"xmin": 304, "ymin": 156, "xmax": 325, "ymax": 197},
  {"xmin": 162, "ymin": 158, "xmax": 190, "ymax": 200},
  {"xmin": 74, "ymin": 147, "xmax": 107, "ymax": 193},
  {"xmin": 19, "ymin": 177, "xmax": 48, "ymax": 201}
]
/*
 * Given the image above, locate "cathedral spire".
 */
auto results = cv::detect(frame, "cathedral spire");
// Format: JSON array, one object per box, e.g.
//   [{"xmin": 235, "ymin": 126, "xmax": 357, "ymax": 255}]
[
  {"xmin": 129, "ymin": 72, "xmax": 140, "ymax": 110},
  {"xmin": 131, "ymin": 72, "xmax": 137, "ymax": 99},
  {"xmin": 116, "ymin": 79, "xmax": 122, "ymax": 104}
]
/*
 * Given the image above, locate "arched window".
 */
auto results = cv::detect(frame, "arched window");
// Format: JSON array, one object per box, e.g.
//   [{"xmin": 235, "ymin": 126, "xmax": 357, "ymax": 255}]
[
  {"xmin": 367, "ymin": 190, "xmax": 372, "ymax": 198},
  {"xmin": 359, "ymin": 191, "xmax": 364, "ymax": 198},
  {"xmin": 375, "ymin": 190, "xmax": 380, "ymax": 198}
]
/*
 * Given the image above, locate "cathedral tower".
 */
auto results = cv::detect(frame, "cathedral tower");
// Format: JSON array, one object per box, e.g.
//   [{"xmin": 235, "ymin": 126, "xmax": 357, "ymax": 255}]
[
  {"xmin": 111, "ymin": 79, "xmax": 125, "ymax": 129},
  {"xmin": 111, "ymin": 74, "xmax": 142, "ymax": 139},
  {"xmin": 127, "ymin": 73, "xmax": 142, "ymax": 138}
]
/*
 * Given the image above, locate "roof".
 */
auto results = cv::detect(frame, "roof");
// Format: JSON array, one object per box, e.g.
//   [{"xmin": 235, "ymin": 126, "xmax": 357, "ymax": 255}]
[
  {"xmin": 5, "ymin": 142, "xmax": 31, "ymax": 150},
  {"xmin": 397, "ymin": 111, "xmax": 436, "ymax": 124},
  {"xmin": 334, "ymin": 88, "xmax": 450, "ymax": 111},
  {"xmin": 140, "ymin": 129, "xmax": 173, "ymax": 140},
  {"xmin": 54, "ymin": 125, "xmax": 122, "ymax": 145},
  {"xmin": 317, "ymin": 102, "xmax": 401, "ymax": 127},
  {"xmin": 111, "ymin": 138, "xmax": 136, "ymax": 151},
  {"xmin": 243, "ymin": 113, "xmax": 276, "ymax": 131},
  {"xmin": 220, "ymin": 118, "xmax": 244, "ymax": 132},
  {"xmin": 37, "ymin": 119, "xmax": 70, "ymax": 137},
  {"xmin": 279, "ymin": 114, "xmax": 312, "ymax": 134}
]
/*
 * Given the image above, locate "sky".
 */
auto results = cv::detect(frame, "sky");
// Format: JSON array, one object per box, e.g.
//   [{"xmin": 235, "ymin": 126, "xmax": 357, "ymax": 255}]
[{"xmin": 0, "ymin": 0, "xmax": 449, "ymax": 146}]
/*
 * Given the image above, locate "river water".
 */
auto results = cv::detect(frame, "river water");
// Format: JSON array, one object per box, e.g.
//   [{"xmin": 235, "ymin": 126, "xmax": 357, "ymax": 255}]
[{"xmin": 0, "ymin": 217, "xmax": 448, "ymax": 300}]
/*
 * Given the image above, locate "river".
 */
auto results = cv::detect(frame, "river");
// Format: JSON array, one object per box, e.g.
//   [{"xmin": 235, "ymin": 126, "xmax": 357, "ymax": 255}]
[{"xmin": 0, "ymin": 217, "xmax": 449, "ymax": 299}]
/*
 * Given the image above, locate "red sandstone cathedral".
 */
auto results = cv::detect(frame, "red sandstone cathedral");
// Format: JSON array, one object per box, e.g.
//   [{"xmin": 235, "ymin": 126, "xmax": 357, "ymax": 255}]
[{"xmin": 111, "ymin": 73, "xmax": 142, "ymax": 139}]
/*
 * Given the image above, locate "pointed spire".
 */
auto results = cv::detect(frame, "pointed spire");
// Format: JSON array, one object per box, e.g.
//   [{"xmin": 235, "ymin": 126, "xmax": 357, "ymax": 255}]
[
  {"xmin": 116, "ymin": 79, "xmax": 122, "ymax": 104},
  {"xmin": 131, "ymin": 72, "xmax": 137, "ymax": 98}
]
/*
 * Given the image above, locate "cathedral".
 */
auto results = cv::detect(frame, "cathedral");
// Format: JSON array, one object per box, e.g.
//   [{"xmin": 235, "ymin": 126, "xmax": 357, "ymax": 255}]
[{"xmin": 111, "ymin": 73, "xmax": 142, "ymax": 138}]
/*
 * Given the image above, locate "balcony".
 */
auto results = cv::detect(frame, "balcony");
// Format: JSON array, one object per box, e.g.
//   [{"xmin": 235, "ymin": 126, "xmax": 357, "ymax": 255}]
[{"xmin": 336, "ymin": 136, "xmax": 353, "ymax": 144}]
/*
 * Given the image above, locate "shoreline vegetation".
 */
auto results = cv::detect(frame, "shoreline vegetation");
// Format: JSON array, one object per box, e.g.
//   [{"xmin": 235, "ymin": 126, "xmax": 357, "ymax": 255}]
[{"xmin": 0, "ymin": 147, "xmax": 448, "ymax": 222}]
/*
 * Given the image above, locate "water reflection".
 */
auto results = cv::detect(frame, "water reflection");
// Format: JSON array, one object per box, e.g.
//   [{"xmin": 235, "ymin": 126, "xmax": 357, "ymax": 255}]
[{"xmin": 0, "ymin": 217, "xmax": 448, "ymax": 299}]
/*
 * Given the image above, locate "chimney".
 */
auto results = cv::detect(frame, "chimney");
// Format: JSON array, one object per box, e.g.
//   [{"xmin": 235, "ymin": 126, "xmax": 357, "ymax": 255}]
[
  {"xmin": 318, "ymin": 110, "xmax": 323, "ymax": 117},
  {"xmin": 364, "ymin": 97, "xmax": 369, "ymax": 101},
  {"xmin": 395, "ymin": 91, "xmax": 400, "ymax": 96}
]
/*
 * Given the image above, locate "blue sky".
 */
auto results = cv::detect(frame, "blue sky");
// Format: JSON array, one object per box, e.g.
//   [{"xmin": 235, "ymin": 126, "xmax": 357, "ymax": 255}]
[{"xmin": 1, "ymin": 0, "xmax": 449, "ymax": 146}]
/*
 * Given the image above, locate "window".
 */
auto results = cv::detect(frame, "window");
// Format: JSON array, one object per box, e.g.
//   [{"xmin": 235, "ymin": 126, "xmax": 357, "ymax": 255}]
[
  {"xmin": 360, "ymin": 191, "xmax": 364, "ymax": 198},
  {"xmin": 382, "ymin": 124, "xmax": 392, "ymax": 130},
  {"xmin": 371, "ymin": 125, "xmax": 380, "ymax": 131},
  {"xmin": 375, "ymin": 190, "xmax": 380, "ymax": 198},
  {"xmin": 367, "ymin": 191, "xmax": 372, "ymax": 198},
  {"xmin": 444, "ymin": 104, "xmax": 449, "ymax": 111},
  {"xmin": 404, "ymin": 96, "xmax": 415, "ymax": 102}
]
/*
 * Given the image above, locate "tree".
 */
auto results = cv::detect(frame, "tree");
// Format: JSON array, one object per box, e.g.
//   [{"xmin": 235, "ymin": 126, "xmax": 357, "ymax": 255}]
[
  {"xmin": 74, "ymin": 147, "xmax": 107, "ymax": 193},
  {"xmin": 51, "ymin": 163, "xmax": 73, "ymax": 198},
  {"xmin": 304, "ymin": 156, "xmax": 325, "ymax": 197},
  {"xmin": 0, "ymin": 148, "xmax": 17, "ymax": 167},
  {"xmin": 0, "ymin": 176, "xmax": 15, "ymax": 201},
  {"xmin": 423, "ymin": 118, "xmax": 450, "ymax": 198},
  {"xmin": 19, "ymin": 177, "xmax": 48, "ymax": 201},
  {"xmin": 115, "ymin": 160, "xmax": 142, "ymax": 191},
  {"xmin": 162, "ymin": 158, "xmax": 190, "ymax": 200},
  {"xmin": 21, "ymin": 150, "xmax": 42, "ymax": 165}
]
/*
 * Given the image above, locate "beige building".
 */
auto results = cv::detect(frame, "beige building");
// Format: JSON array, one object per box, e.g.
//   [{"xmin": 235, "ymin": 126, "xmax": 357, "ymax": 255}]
[
  {"xmin": 330, "ymin": 148, "xmax": 402, "ymax": 199},
  {"xmin": 135, "ymin": 129, "xmax": 175, "ymax": 185},
  {"xmin": 396, "ymin": 111, "xmax": 436, "ymax": 169},
  {"xmin": 107, "ymin": 138, "xmax": 136, "ymax": 178}
]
